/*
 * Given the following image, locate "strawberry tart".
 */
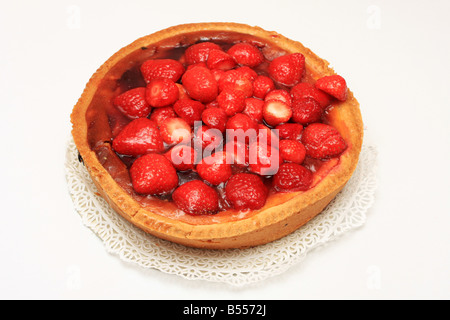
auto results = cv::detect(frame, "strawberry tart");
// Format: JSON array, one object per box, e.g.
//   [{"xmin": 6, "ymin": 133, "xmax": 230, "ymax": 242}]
[{"xmin": 71, "ymin": 23, "xmax": 363, "ymax": 249}]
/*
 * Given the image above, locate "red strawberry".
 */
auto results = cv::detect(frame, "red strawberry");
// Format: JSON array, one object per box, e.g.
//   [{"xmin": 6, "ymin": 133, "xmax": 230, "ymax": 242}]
[
  {"xmin": 201, "ymin": 107, "xmax": 228, "ymax": 132},
  {"xmin": 248, "ymin": 141, "xmax": 280, "ymax": 176},
  {"xmin": 279, "ymin": 140, "xmax": 306, "ymax": 164},
  {"xmin": 211, "ymin": 69, "xmax": 225, "ymax": 83},
  {"xmin": 226, "ymin": 113, "xmax": 258, "ymax": 145},
  {"xmin": 193, "ymin": 125, "xmax": 223, "ymax": 150},
  {"xmin": 268, "ymin": 53, "xmax": 305, "ymax": 86},
  {"xmin": 130, "ymin": 153, "xmax": 179, "ymax": 195},
  {"xmin": 113, "ymin": 87, "xmax": 151, "ymax": 119},
  {"xmin": 291, "ymin": 97, "xmax": 323, "ymax": 125},
  {"xmin": 218, "ymin": 69, "xmax": 254, "ymax": 98},
  {"xmin": 159, "ymin": 117, "xmax": 192, "ymax": 145},
  {"xmin": 140, "ymin": 59, "xmax": 185, "ymax": 83},
  {"xmin": 265, "ymin": 89, "xmax": 292, "ymax": 106},
  {"xmin": 235, "ymin": 66, "xmax": 258, "ymax": 82},
  {"xmin": 206, "ymin": 49, "xmax": 236, "ymax": 70},
  {"xmin": 252, "ymin": 75, "xmax": 275, "ymax": 99},
  {"xmin": 226, "ymin": 113, "xmax": 258, "ymax": 133},
  {"xmin": 186, "ymin": 62, "xmax": 208, "ymax": 71},
  {"xmin": 301, "ymin": 123, "xmax": 347, "ymax": 159},
  {"xmin": 227, "ymin": 43, "xmax": 264, "ymax": 68},
  {"xmin": 263, "ymin": 100, "xmax": 293, "ymax": 127},
  {"xmin": 112, "ymin": 118, "xmax": 164, "ymax": 156},
  {"xmin": 243, "ymin": 98, "xmax": 265, "ymax": 123},
  {"xmin": 184, "ymin": 42, "xmax": 222, "ymax": 65},
  {"xmin": 205, "ymin": 100, "xmax": 219, "ymax": 109},
  {"xmin": 273, "ymin": 163, "xmax": 313, "ymax": 191},
  {"xmin": 217, "ymin": 89, "xmax": 246, "ymax": 116},
  {"xmin": 175, "ymin": 83, "xmax": 190, "ymax": 100},
  {"xmin": 290, "ymin": 82, "xmax": 331, "ymax": 108},
  {"xmin": 173, "ymin": 99, "xmax": 205, "ymax": 127},
  {"xmin": 181, "ymin": 66, "xmax": 218, "ymax": 103},
  {"xmin": 172, "ymin": 180, "xmax": 219, "ymax": 215},
  {"xmin": 256, "ymin": 124, "xmax": 279, "ymax": 147},
  {"xmin": 275, "ymin": 123, "xmax": 303, "ymax": 141},
  {"xmin": 315, "ymin": 75, "xmax": 348, "ymax": 101},
  {"xmin": 145, "ymin": 79, "xmax": 179, "ymax": 107},
  {"xmin": 165, "ymin": 145, "xmax": 197, "ymax": 171},
  {"xmin": 225, "ymin": 173, "xmax": 268, "ymax": 210},
  {"xmin": 224, "ymin": 140, "xmax": 249, "ymax": 166},
  {"xmin": 149, "ymin": 106, "xmax": 177, "ymax": 127},
  {"xmin": 196, "ymin": 151, "xmax": 232, "ymax": 185}
]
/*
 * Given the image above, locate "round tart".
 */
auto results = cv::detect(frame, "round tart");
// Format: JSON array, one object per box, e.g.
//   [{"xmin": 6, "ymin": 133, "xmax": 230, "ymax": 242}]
[{"xmin": 71, "ymin": 22, "xmax": 363, "ymax": 249}]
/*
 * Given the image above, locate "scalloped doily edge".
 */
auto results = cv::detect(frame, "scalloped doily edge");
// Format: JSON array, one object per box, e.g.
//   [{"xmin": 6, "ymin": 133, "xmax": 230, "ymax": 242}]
[{"xmin": 65, "ymin": 136, "xmax": 378, "ymax": 287}]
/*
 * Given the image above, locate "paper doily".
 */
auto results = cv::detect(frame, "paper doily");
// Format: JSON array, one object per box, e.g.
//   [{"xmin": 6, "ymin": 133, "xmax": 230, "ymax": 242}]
[{"xmin": 65, "ymin": 137, "xmax": 377, "ymax": 287}]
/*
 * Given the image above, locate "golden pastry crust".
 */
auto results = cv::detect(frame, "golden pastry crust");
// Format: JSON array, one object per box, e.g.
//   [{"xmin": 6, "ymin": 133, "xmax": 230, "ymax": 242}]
[{"xmin": 71, "ymin": 22, "xmax": 363, "ymax": 249}]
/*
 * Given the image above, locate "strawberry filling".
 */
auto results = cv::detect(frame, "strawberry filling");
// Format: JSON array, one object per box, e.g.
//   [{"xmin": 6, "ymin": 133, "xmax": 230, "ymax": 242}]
[{"xmin": 85, "ymin": 31, "xmax": 350, "ymax": 222}]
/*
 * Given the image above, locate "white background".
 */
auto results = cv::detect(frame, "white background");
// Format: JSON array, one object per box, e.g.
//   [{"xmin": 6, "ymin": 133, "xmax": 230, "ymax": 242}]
[{"xmin": 0, "ymin": 0, "xmax": 449, "ymax": 300}]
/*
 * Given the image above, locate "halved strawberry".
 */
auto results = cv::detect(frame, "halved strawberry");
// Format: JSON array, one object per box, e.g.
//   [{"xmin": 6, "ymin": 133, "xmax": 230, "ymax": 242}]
[
  {"xmin": 252, "ymin": 75, "xmax": 275, "ymax": 99},
  {"xmin": 268, "ymin": 53, "xmax": 305, "ymax": 86},
  {"xmin": 315, "ymin": 75, "xmax": 348, "ymax": 101},
  {"xmin": 196, "ymin": 151, "xmax": 232, "ymax": 185},
  {"xmin": 130, "ymin": 153, "xmax": 179, "ymax": 195},
  {"xmin": 273, "ymin": 163, "xmax": 312, "ymax": 191},
  {"xmin": 201, "ymin": 107, "xmax": 228, "ymax": 133},
  {"xmin": 227, "ymin": 43, "xmax": 264, "ymax": 68},
  {"xmin": 165, "ymin": 145, "xmax": 197, "ymax": 171},
  {"xmin": 217, "ymin": 89, "xmax": 246, "ymax": 116},
  {"xmin": 291, "ymin": 97, "xmax": 323, "ymax": 125},
  {"xmin": 172, "ymin": 180, "xmax": 219, "ymax": 215},
  {"xmin": 184, "ymin": 42, "xmax": 222, "ymax": 65},
  {"xmin": 206, "ymin": 49, "xmax": 236, "ymax": 70},
  {"xmin": 113, "ymin": 87, "xmax": 151, "ymax": 119},
  {"xmin": 159, "ymin": 117, "xmax": 192, "ymax": 145},
  {"xmin": 181, "ymin": 66, "xmax": 218, "ymax": 103},
  {"xmin": 290, "ymin": 82, "xmax": 331, "ymax": 108},
  {"xmin": 145, "ymin": 79, "xmax": 179, "ymax": 107},
  {"xmin": 140, "ymin": 59, "xmax": 185, "ymax": 83},
  {"xmin": 225, "ymin": 173, "xmax": 268, "ymax": 210},
  {"xmin": 263, "ymin": 100, "xmax": 292, "ymax": 127},
  {"xmin": 301, "ymin": 123, "xmax": 347, "ymax": 159},
  {"xmin": 243, "ymin": 98, "xmax": 265, "ymax": 123},
  {"xmin": 173, "ymin": 99, "xmax": 205, "ymax": 126},
  {"xmin": 112, "ymin": 118, "xmax": 164, "ymax": 156},
  {"xmin": 264, "ymin": 89, "xmax": 292, "ymax": 106},
  {"xmin": 279, "ymin": 140, "xmax": 306, "ymax": 164}
]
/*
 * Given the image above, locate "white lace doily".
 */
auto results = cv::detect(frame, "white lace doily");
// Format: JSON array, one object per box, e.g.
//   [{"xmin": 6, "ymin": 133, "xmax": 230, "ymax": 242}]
[{"xmin": 65, "ymin": 137, "xmax": 377, "ymax": 287}]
